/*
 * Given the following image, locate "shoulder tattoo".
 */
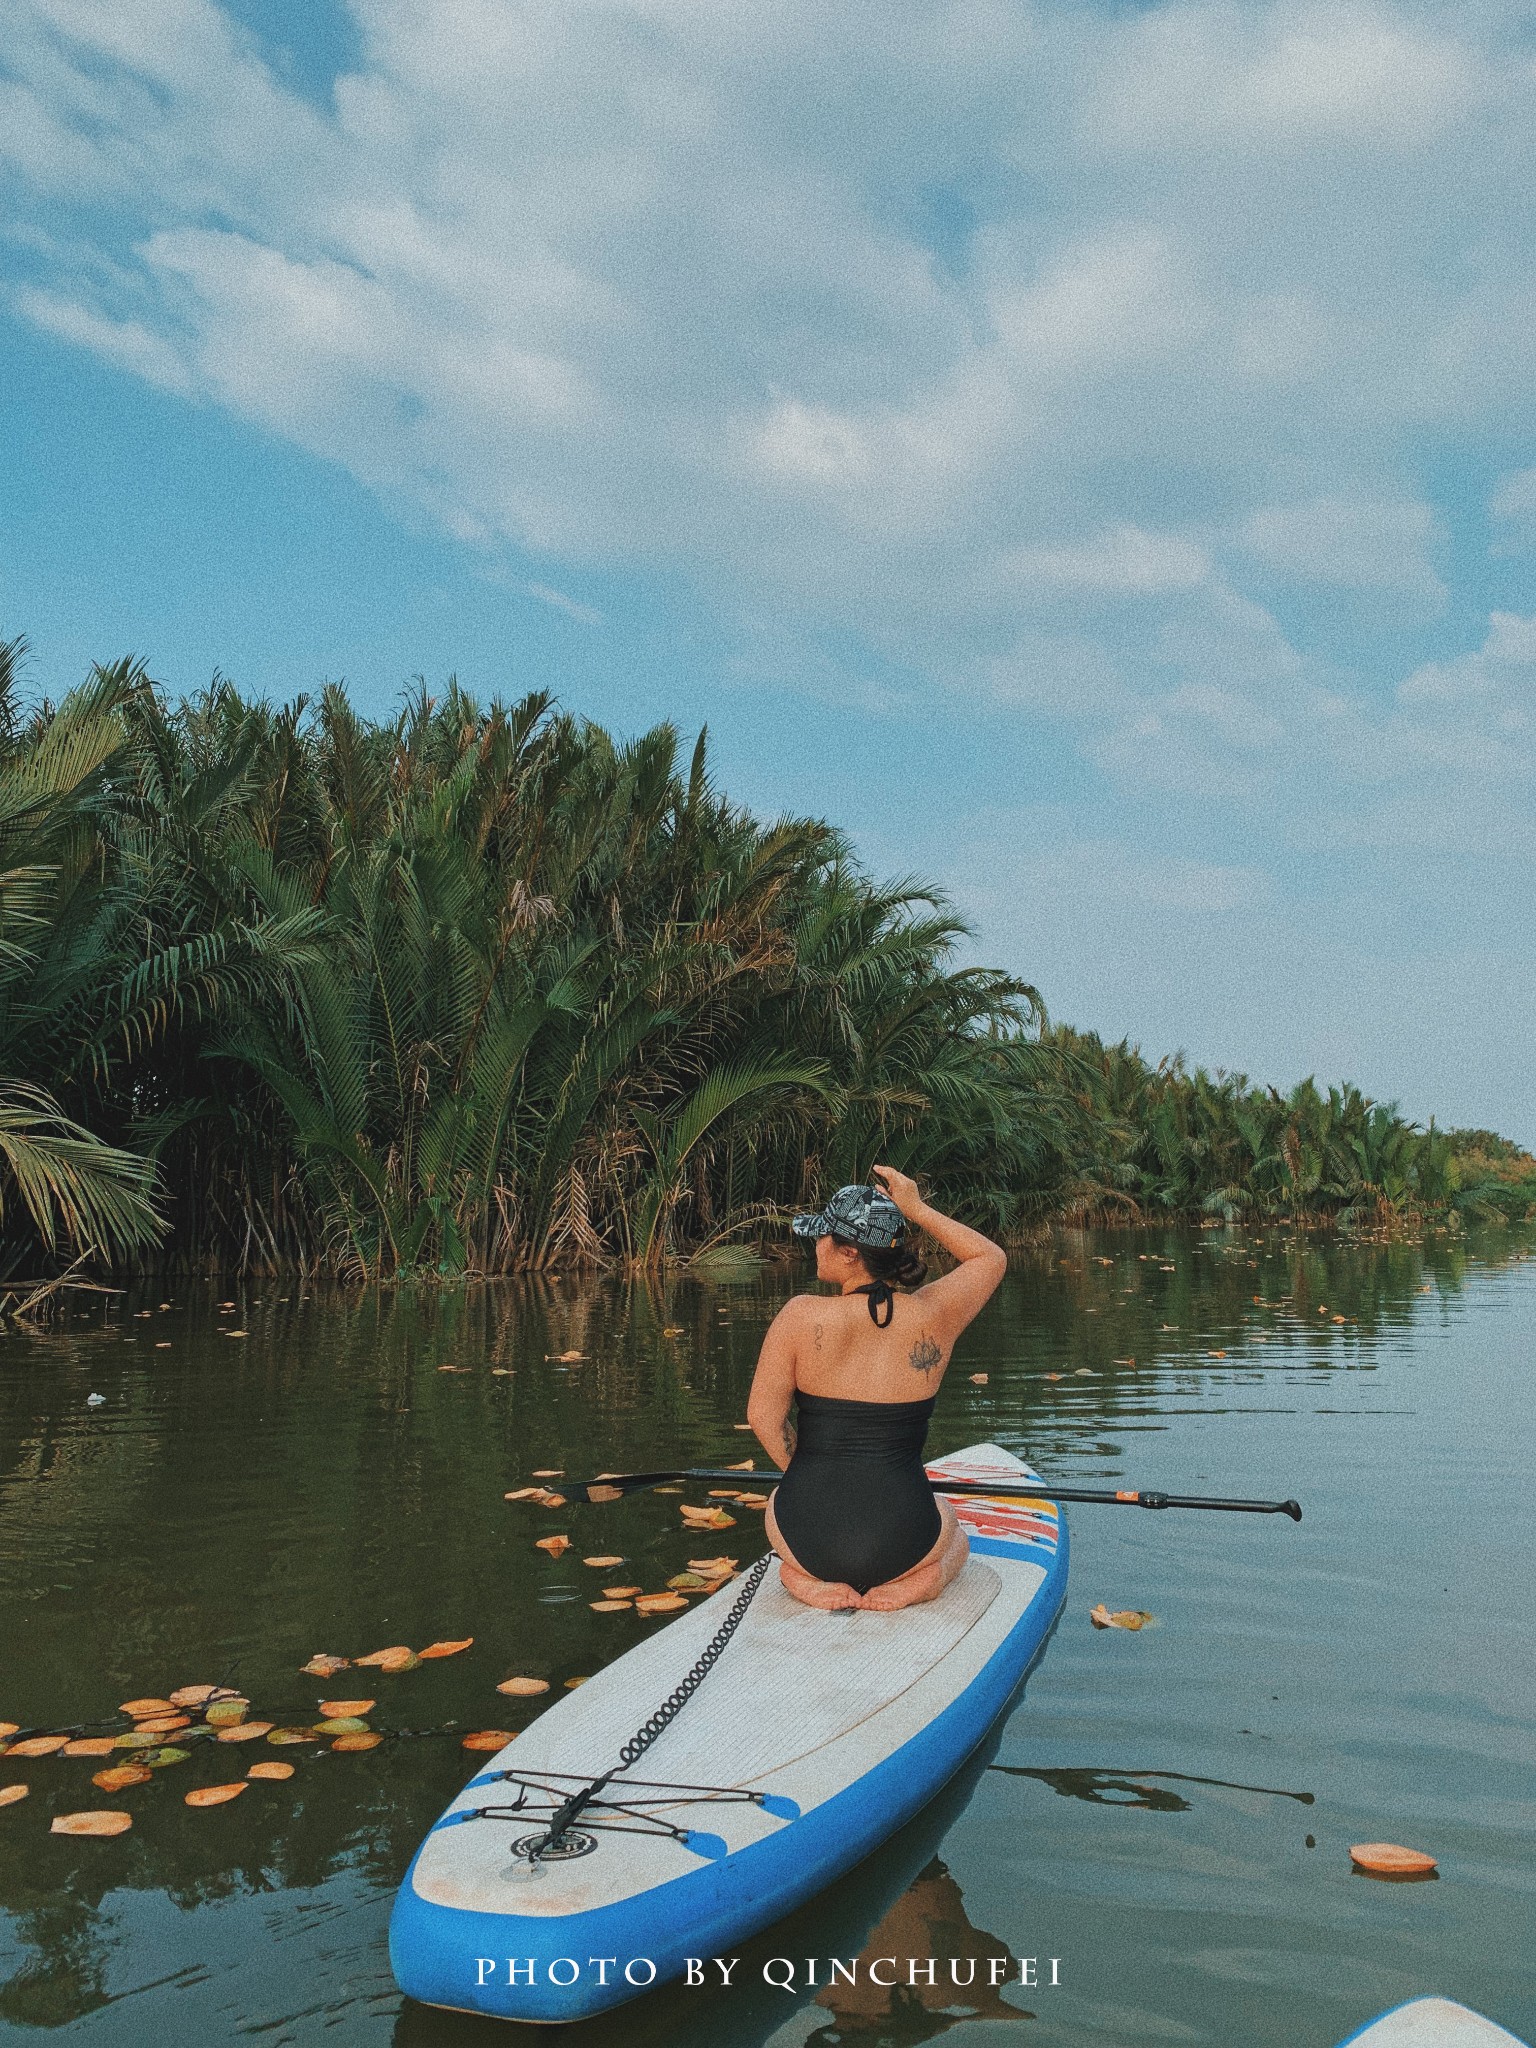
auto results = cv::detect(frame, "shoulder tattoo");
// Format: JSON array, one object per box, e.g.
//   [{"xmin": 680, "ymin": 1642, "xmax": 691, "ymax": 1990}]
[{"xmin": 909, "ymin": 1332, "xmax": 942, "ymax": 1374}]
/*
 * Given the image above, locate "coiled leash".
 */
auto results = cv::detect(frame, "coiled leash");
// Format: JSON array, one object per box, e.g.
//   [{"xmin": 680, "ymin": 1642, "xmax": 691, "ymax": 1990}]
[{"xmin": 446, "ymin": 1552, "xmax": 781, "ymax": 1870}]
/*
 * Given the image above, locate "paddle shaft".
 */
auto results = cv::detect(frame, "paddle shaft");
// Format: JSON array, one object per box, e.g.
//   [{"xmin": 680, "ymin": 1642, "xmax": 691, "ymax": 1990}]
[{"xmin": 569, "ymin": 1469, "xmax": 1302, "ymax": 1521}]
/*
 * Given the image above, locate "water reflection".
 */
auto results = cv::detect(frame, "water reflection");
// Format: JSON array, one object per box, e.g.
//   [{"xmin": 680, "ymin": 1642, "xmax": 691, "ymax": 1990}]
[
  {"xmin": 988, "ymin": 1766, "xmax": 1314, "ymax": 1813},
  {"xmin": 802, "ymin": 1857, "xmax": 1032, "ymax": 2042}
]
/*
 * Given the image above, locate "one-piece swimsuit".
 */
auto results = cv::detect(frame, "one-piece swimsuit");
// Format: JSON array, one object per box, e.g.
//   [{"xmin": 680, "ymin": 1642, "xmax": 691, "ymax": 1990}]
[{"xmin": 770, "ymin": 1285, "xmax": 941, "ymax": 1594}]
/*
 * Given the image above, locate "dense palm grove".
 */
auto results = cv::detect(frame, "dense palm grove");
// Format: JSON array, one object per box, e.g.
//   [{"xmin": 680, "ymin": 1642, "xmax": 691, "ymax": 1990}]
[{"xmin": 2, "ymin": 643, "xmax": 1531, "ymax": 1278}]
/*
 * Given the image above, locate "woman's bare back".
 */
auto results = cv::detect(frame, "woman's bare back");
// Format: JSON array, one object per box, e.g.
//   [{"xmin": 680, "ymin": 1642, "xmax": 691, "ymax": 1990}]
[{"xmin": 787, "ymin": 1285, "xmax": 957, "ymax": 1401}]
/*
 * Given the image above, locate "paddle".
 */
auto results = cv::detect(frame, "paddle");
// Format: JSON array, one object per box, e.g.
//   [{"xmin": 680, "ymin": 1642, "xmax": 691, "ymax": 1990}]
[{"xmin": 561, "ymin": 1468, "xmax": 1303, "ymax": 1521}]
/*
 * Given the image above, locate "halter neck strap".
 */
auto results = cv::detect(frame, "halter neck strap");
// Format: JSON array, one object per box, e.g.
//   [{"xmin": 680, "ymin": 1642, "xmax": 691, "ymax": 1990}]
[{"xmin": 852, "ymin": 1280, "xmax": 895, "ymax": 1327}]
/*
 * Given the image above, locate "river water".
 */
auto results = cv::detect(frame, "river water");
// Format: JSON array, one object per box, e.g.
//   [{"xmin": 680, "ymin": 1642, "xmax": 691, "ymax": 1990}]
[{"xmin": 1, "ymin": 1227, "xmax": 1532, "ymax": 2048}]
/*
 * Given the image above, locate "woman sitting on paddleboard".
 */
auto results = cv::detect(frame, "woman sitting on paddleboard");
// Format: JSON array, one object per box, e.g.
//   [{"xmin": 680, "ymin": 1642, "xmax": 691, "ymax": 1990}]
[{"xmin": 748, "ymin": 1166, "xmax": 1007, "ymax": 1612}]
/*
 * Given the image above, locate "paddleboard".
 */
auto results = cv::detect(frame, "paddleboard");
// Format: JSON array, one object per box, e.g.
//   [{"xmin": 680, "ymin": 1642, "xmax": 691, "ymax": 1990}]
[
  {"xmin": 1337, "ymin": 1999, "xmax": 1531, "ymax": 2047},
  {"xmin": 389, "ymin": 1439, "xmax": 1067, "ymax": 2022}
]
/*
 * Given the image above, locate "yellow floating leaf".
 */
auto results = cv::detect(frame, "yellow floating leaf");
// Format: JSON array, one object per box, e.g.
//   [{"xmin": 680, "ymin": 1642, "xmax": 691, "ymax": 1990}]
[
  {"xmin": 732, "ymin": 1423, "xmax": 754, "ymax": 1430},
  {"xmin": 119, "ymin": 1698, "xmax": 176, "ymax": 1718},
  {"xmin": 247, "ymin": 1761, "xmax": 295, "ymax": 1780},
  {"xmin": 216, "ymin": 1721, "xmax": 274, "ymax": 1743},
  {"xmin": 590, "ymin": 1600, "xmax": 632, "ymax": 1612},
  {"xmin": 204, "ymin": 1700, "xmax": 248, "ymax": 1727},
  {"xmin": 138, "ymin": 1746, "xmax": 191, "ymax": 1768},
  {"xmin": 314, "ymin": 1717, "xmax": 371, "ymax": 1736},
  {"xmin": 1090, "ymin": 1604, "xmax": 1153, "ymax": 1630},
  {"xmin": 534, "ymin": 1536, "xmax": 571, "ymax": 1557},
  {"xmin": 563, "ymin": 1676, "xmax": 589, "ymax": 1688},
  {"xmin": 503, "ymin": 1487, "xmax": 547, "ymax": 1501},
  {"xmin": 1350, "ymin": 1842, "xmax": 1437, "ymax": 1875},
  {"xmin": 133, "ymin": 1714, "xmax": 191, "ymax": 1735},
  {"xmin": 52, "ymin": 1809, "xmax": 133, "ymax": 1836},
  {"xmin": 185, "ymin": 1783, "xmax": 247, "ymax": 1807},
  {"xmin": 461, "ymin": 1730, "xmax": 515, "ymax": 1751},
  {"xmin": 668, "ymin": 1572, "xmax": 713, "ymax": 1591},
  {"xmin": 168, "ymin": 1686, "xmax": 220, "ymax": 1708},
  {"xmin": 969, "ymin": 1373, "xmax": 989, "ymax": 1384},
  {"xmin": 353, "ymin": 1646, "xmax": 410, "ymax": 1667},
  {"xmin": 0, "ymin": 1722, "xmax": 18, "ymax": 1739},
  {"xmin": 495, "ymin": 1676, "xmax": 551, "ymax": 1697},
  {"xmin": 679, "ymin": 1506, "xmax": 736, "ymax": 1529},
  {"xmin": 114, "ymin": 1731, "xmax": 159, "ymax": 1750},
  {"xmin": 61, "ymin": 1738, "xmax": 118, "ymax": 1758},
  {"xmin": 331, "ymin": 1732, "xmax": 385, "ymax": 1752},
  {"xmin": 687, "ymin": 1556, "xmax": 739, "ymax": 1577},
  {"xmin": 583, "ymin": 1555, "xmax": 625, "ymax": 1569},
  {"xmin": 0, "ymin": 1783, "xmax": 30, "ymax": 1806},
  {"xmin": 1044, "ymin": 1372, "xmax": 1062, "ymax": 1381},
  {"xmin": 417, "ymin": 1639, "xmax": 473, "ymax": 1660},
  {"xmin": 586, "ymin": 1484, "xmax": 623, "ymax": 1502},
  {"xmin": 634, "ymin": 1593, "xmax": 688, "ymax": 1615},
  {"xmin": 7, "ymin": 1735, "xmax": 69, "ymax": 1757},
  {"xmin": 603, "ymin": 1585, "xmax": 643, "ymax": 1599},
  {"xmin": 92, "ymin": 1764, "xmax": 151, "ymax": 1792},
  {"xmin": 536, "ymin": 1493, "xmax": 567, "ymax": 1508},
  {"xmin": 734, "ymin": 1492, "xmax": 769, "ymax": 1508},
  {"xmin": 318, "ymin": 1699, "xmax": 375, "ymax": 1719},
  {"xmin": 531, "ymin": 1468, "xmax": 565, "ymax": 1478},
  {"xmin": 726, "ymin": 1458, "xmax": 755, "ymax": 1470},
  {"xmin": 267, "ymin": 1728, "xmax": 316, "ymax": 1746}
]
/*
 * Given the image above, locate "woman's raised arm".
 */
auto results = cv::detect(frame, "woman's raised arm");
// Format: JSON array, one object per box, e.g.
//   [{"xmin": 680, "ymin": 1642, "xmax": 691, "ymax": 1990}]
[{"xmin": 870, "ymin": 1164, "xmax": 1006, "ymax": 1333}]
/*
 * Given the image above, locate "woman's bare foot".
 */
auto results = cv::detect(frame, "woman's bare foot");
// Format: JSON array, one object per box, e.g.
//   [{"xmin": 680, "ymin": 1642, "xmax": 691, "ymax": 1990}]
[{"xmin": 766, "ymin": 1498, "xmax": 970, "ymax": 1612}]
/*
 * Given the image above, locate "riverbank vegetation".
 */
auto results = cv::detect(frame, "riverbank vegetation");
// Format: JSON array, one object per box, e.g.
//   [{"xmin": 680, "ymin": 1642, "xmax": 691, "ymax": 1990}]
[{"xmin": 3, "ymin": 646, "xmax": 1532, "ymax": 1278}]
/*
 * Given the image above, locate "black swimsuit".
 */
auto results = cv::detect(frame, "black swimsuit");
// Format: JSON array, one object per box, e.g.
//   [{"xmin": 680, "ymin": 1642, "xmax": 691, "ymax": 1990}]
[{"xmin": 772, "ymin": 1391, "xmax": 941, "ymax": 1594}]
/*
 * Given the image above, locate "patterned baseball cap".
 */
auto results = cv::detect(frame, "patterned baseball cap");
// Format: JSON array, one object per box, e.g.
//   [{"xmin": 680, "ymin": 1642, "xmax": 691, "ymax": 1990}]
[{"xmin": 791, "ymin": 1183, "xmax": 907, "ymax": 1250}]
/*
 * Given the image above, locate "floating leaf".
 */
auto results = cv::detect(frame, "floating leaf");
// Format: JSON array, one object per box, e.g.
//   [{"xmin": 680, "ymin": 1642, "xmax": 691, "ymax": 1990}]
[
  {"xmin": 216, "ymin": 1721, "xmax": 274, "ymax": 1743},
  {"xmin": 496, "ymin": 1677, "xmax": 550, "ymax": 1697},
  {"xmin": 583, "ymin": 1555, "xmax": 625, "ymax": 1569},
  {"xmin": 267, "ymin": 1728, "xmax": 317, "ymax": 1746},
  {"xmin": 732, "ymin": 1423, "xmax": 754, "ymax": 1431},
  {"xmin": 119, "ymin": 1698, "xmax": 176, "ymax": 1718},
  {"xmin": 1350, "ymin": 1842, "xmax": 1437, "ymax": 1875},
  {"xmin": 318, "ymin": 1699, "xmax": 375, "ymax": 1719},
  {"xmin": 114, "ymin": 1730, "xmax": 160, "ymax": 1750},
  {"xmin": 138, "ymin": 1746, "xmax": 191, "ymax": 1768},
  {"xmin": 134, "ymin": 1714, "xmax": 191, "ymax": 1735},
  {"xmin": 662, "ymin": 1326, "xmax": 684, "ymax": 1336},
  {"xmin": 168, "ymin": 1686, "xmax": 220, "ymax": 1708},
  {"xmin": 1089, "ymin": 1604, "xmax": 1153, "ymax": 1630},
  {"xmin": 680, "ymin": 1506, "xmax": 736, "ymax": 1529},
  {"xmin": 726, "ymin": 1459, "xmax": 755, "ymax": 1471},
  {"xmin": 0, "ymin": 1722, "xmax": 17, "ymax": 1738},
  {"xmin": 314, "ymin": 1717, "xmax": 371, "ymax": 1736},
  {"xmin": 590, "ymin": 1600, "xmax": 632, "ymax": 1612},
  {"xmin": 8, "ymin": 1735, "xmax": 69, "ymax": 1757},
  {"xmin": 586, "ymin": 1484, "xmax": 623, "ymax": 1503},
  {"xmin": 52, "ymin": 1810, "xmax": 132, "ymax": 1836},
  {"xmin": 62, "ymin": 1738, "xmax": 118, "ymax": 1758},
  {"xmin": 734, "ymin": 1492, "xmax": 769, "ymax": 1508},
  {"xmin": 185, "ymin": 1783, "xmax": 247, "ymax": 1807},
  {"xmin": 418, "ymin": 1639, "xmax": 473, "ymax": 1660},
  {"xmin": 687, "ymin": 1557, "xmax": 739, "ymax": 1577},
  {"xmin": 531, "ymin": 1469, "xmax": 565, "ymax": 1478},
  {"xmin": 462, "ymin": 1731, "xmax": 515, "ymax": 1751},
  {"xmin": 563, "ymin": 1677, "xmax": 589, "ymax": 1689},
  {"xmin": 545, "ymin": 1352, "xmax": 585, "ymax": 1362},
  {"xmin": 667, "ymin": 1572, "xmax": 713, "ymax": 1591},
  {"xmin": 204, "ymin": 1700, "xmax": 248, "ymax": 1728},
  {"xmin": 655, "ymin": 1485, "xmax": 682, "ymax": 1493},
  {"xmin": 1044, "ymin": 1372, "xmax": 1062, "ymax": 1381},
  {"xmin": 969, "ymin": 1373, "xmax": 989, "ymax": 1384},
  {"xmin": 603, "ymin": 1585, "xmax": 643, "ymax": 1599},
  {"xmin": 635, "ymin": 1593, "xmax": 688, "ymax": 1615},
  {"xmin": 247, "ymin": 1761, "xmax": 295, "ymax": 1780},
  {"xmin": 0, "ymin": 1784, "xmax": 30, "ymax": 1806},
  {"xmin": 503, "ymin": 1487, "xmax": 547, "ymax": 1501},
  {"xmin": 92, "ymin": 1765, "xmax": 151, "ymax": 1792},
  {"xmin": 300, "ymin": 1655, "xmax": 350, "ymax": 1677},
  {"xmin": 331, "ymin": 1732, "xmax": 385, "ymax": 1752},
  {"xmin": 534, "ymin": 1536, "xmax": 571, "ymax": 1557}
]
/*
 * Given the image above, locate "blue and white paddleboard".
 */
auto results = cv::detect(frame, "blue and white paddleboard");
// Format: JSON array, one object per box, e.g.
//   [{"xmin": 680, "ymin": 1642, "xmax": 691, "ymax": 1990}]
[
  {"xmin": 1336, "ymin": 2000, "xmax": 1530, "ymax": 2047},
  {"xmin": 389, "ymin": 1440, "xmax": 1067, "ymax": 2022}
]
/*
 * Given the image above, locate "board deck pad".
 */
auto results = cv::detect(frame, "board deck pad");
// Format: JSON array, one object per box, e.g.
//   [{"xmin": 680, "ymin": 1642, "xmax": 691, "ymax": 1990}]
[
  {"xmin": 1338, "ymin": 1998, "xmax": 1531, "ymax": 2047},
  {"xmin": 391, "ymin": 1439, "xmax": 1069, "ymax": 2020}
]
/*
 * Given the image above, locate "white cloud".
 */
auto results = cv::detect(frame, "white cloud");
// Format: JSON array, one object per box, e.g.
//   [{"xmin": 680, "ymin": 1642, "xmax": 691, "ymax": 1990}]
[
  {"xmin": 1398, "ymin": 611, "xmax": 1536, "ymax": 706},
  {"xmin": 1237, "ymin": 495, "xmax": 1445, "ymax": 599}
]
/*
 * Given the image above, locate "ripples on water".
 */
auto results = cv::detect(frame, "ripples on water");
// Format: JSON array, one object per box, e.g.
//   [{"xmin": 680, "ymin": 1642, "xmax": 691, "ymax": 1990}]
[{"xmin": 1, "ymin": 1228, "xmax": 1532, "ymax": 2047}]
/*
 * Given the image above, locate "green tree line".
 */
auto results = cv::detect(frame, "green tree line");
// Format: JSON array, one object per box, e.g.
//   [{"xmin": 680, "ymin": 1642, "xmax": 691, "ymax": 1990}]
[{"xmin": 2, "ymin": 645, "xmax": 1530, "ymax": 1277}]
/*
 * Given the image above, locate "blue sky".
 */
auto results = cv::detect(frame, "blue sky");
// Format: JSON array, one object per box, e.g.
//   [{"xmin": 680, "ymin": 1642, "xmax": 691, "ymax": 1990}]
[{"xmin": 3, "ymin": 0, "xmax": 1535, "ymax": 1143}]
